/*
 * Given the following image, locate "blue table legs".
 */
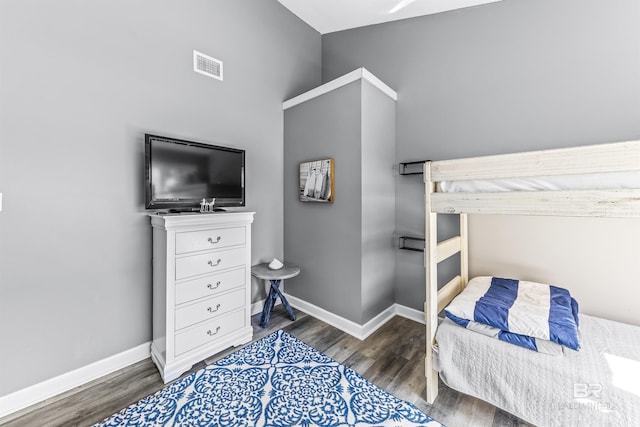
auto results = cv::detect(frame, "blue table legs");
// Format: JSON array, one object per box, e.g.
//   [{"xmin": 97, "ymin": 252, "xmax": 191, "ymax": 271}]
[{"xmin": 260, "ymin": 279, "xmax": 296, "ymax": 328}]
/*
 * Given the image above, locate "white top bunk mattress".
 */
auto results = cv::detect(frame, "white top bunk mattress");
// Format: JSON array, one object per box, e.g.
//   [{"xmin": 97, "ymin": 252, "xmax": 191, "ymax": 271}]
[
  {"xmin": 437, "ymin": 170, "xmax": 640, "ymax": 193},
  {"xmin": 435, "ymin": 314, "xmax": 640, "ymax": 426}
]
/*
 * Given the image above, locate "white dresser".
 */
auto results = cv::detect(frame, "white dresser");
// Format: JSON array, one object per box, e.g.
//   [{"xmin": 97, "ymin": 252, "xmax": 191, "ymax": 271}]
[{"xmin": 149, "ymin": 212, "xmax": 255, "ymax": 383}]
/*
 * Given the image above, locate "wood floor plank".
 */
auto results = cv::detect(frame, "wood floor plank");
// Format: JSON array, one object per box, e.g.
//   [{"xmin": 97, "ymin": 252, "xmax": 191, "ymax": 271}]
[
  {"xmin": 492, "ymin": 408, "xmax": 533, "ymax": 427},
  {"xmin": 385, "ymin": 351, "xmax": 426, "ymax": 403},
  {"xmin": 415, "ymin": 380, "xmax": 463, "ymax": 423},
  {"xmin": 322, "ymin": 333, "xmax": 365, "ymax": 364},
  {"xmin": 339, "ymin": 348, "xmax": 377, "ymax": 375},
  {"xmin": 361, "ymin": 350, "xmax": 407, "ymax": 390},
  {"xmin": 0, "ymin": 309, "xmax": 533, "ymax": 427}
]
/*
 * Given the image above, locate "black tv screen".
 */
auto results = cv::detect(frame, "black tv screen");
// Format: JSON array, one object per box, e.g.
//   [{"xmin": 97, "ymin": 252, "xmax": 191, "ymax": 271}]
[{"xmin": 145, "ymin": 134, "xmax": 245, "ymax": 210}]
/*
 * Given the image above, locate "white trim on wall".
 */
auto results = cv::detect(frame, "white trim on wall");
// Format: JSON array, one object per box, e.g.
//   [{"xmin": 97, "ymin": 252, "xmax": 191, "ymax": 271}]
[
  {"xmin": 360, "ymin": 68, "xmax": 397, "ymax": 101},
  {"xmin": 282, "ymin": 67, "xmax": 397, "ymax": 110},
  {"xmin": 0, "ymin": 342, "xmax": 151, "ymax": 420},
  {"xmin": 283, "ymin": 292, "xmax": 424, "ymax": 340},
  {"xmin": 394, "ymin": 304, "xmax": 426, "ymax": 325}
]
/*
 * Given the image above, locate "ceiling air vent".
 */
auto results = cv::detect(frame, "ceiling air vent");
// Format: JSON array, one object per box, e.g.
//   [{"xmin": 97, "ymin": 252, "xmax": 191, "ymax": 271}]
[{"xmin": 193, "ymin": 50, "xmax": 223, "ymax": 81}]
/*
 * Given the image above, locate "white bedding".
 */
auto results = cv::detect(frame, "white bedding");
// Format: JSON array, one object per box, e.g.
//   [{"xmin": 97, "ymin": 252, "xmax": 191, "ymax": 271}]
[
  {"xmin": 435, "ymin": 314, "xmax": 640, "ymax": 426},
  {"xmin": 438, "ymin": 170, "xmax": 640, "ymax": 193}
]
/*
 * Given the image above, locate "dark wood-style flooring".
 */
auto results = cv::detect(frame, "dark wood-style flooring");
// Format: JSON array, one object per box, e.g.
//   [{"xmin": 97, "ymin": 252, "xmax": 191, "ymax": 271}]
[{"xmin": 0, "ymin": 308, "xmax": 533, "ymax": 427}]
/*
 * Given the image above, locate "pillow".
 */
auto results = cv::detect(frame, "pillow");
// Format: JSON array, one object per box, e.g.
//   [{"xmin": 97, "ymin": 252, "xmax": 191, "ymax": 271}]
[{"xmin": 444, "ymin": 276, "xmax": 580, "ymax": 351}]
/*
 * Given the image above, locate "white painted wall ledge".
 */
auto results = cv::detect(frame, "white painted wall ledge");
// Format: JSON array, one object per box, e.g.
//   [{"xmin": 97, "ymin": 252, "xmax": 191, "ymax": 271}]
[{"xmin": 282, "ymin": 67, "xmax": 397, "ymax": 110}]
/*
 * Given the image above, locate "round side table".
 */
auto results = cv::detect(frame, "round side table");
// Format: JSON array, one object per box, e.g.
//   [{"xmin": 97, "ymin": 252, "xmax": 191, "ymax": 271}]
[{"xmin": 251, "ymin": 262, "xmax": 300, "ymax": 328}]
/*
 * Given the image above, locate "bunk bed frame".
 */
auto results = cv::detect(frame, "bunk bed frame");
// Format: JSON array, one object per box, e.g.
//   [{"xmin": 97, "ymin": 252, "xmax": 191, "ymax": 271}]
[{"xmin": 423, "ymin": 139, "xmax": 640, "ymax": 404}]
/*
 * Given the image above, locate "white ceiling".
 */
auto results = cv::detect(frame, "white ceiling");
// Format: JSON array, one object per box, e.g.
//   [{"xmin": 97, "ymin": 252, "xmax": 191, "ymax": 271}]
[{"xmin": 277, "ymin": 0, "xmax": 504, "ymax": 34}]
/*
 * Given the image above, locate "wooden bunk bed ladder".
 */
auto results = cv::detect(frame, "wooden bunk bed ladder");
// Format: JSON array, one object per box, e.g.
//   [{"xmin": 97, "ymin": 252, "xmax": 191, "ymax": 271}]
[{"xmin": 424, "ymin": 161, "xmax": 469, "ymax": 404}]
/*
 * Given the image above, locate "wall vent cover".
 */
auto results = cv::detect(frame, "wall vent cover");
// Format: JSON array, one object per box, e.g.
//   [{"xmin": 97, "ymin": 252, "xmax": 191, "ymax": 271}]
[{"xmin": 193, "ymin": 50, "xmax": 223, "ymax": 81}]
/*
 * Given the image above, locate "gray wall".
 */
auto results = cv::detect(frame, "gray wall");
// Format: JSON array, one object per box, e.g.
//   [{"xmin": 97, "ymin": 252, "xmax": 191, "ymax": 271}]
[
  {"xmin": 322, "ymin": 0, "xmax": 640, "ymax": 314},
  {"xmin": 360, "ymin": 81, "xmax": 396, "ymax": 322},
  {"xmin": 283, "ymin": 77, "xmax": 396, "ymax": 324},
  {"xmin": 0, "ymin": 0, "xmax": 320, "ymax": 396},
  {"xmin": 283, "ymin": 81, "xmax": 363, "ymax": 323}
]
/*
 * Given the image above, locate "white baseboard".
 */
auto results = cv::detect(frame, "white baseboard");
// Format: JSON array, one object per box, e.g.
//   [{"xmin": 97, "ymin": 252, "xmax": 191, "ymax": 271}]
[
  {"xmin": 283, "ymin": 293, "xmax": 424, "ymax": 340},
  {"xmin": 395, "ymin": 304, "xmax": 426, "ymax": 325},
  {"xmin": 360, "ymin": 305, "xmax": 398, "ymax": 339},
  {"xmin": 0, "ymin": 342, "xmax": 151, "ymax": 420},
  {"xmin": 283, "ymin": 293, "xmax": 372, "ymax": 340}
]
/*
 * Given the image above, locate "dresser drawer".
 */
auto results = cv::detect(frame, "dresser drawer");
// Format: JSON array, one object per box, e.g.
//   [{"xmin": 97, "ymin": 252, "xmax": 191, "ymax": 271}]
[
  {"xmin": 175, "ymin": 247, "xmax": 245, "ymax": 280},
  {"xmin": 175, "ymin": 288, "xmax": 245, "ymax": 330},
  {"xmin": 175, "ymin": 309, "xmax": 245, "ymax": 356},
  {"xmin": 175, "ymin": 227, "xmax": 245, "ymax": 254},
  {"xmin": 175, "ymin": 268, "xmax": 245, "ymax": 305}
]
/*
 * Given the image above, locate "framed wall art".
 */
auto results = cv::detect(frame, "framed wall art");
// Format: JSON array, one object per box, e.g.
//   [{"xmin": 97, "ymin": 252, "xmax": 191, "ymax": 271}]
[{"xmin": 299, "ymin": 158, "xmax": 334, "ymax": 203}]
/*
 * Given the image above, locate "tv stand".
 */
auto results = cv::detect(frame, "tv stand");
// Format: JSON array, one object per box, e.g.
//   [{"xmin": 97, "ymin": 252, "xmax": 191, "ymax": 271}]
[{"xmin": 212, "ymin": 208, "xmax": 227, "ymax": 212}]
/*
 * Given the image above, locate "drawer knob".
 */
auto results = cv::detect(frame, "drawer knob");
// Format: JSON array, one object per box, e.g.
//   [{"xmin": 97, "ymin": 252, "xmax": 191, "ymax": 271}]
[
  {"xmin": 207, "ymin": 304, "xmax": 221, "ymax": 313},
  {"xmin": 208, "ymin": 236, "xmax": 222, "ymax": 244},
  {"xmin": 208, "ymin": 259, "xmax": 222, "ymax": 267},
  {"xmin": 207, "ymin": 282, "xmax": 221, "ymax": 290},
  {"xmin": 207, "ymin": 326, "xmax": 221, "ymax": 336}
]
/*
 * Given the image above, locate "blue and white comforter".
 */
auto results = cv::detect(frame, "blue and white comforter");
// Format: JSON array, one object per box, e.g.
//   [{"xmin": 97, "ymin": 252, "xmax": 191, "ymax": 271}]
[{"xmin": 445, "ymin": 276, "xmax": 580, "ymax": 354}]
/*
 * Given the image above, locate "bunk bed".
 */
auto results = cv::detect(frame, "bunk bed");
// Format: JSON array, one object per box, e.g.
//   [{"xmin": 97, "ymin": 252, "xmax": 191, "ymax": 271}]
[{"xmin": 423, "ymin": 140, "xmax": 640, "ymax": 426}]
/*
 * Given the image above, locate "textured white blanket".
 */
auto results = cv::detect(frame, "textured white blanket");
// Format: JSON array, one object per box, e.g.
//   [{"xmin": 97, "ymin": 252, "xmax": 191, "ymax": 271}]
[{"xmin": 436, "ymin": 314, "xmax": 640, "ymax": 426}]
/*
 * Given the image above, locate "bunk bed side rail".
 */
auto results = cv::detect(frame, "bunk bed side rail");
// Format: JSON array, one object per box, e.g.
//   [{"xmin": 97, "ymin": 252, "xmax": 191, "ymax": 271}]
[
  {"xmin": 430, "ymin": 140, "xmax": 640, "ymax": 182},
  {"xmin": 431, "ymin": 189, "xmax": 640, "ymax": 218}
]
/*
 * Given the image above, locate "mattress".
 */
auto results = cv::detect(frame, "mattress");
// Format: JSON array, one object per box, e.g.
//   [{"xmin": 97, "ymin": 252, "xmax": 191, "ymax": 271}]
[
  {"xmin": 437, "ymin": 170, "xmax": 640, "ymax": 193},
  {"xmin": 435, "ymin": 314, "xmax": 640, "ymax": 426}
]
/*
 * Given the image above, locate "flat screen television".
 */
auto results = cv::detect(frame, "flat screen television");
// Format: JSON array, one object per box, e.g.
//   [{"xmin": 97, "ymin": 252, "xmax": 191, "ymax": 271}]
[{"xmin": 145, "ymin": 134, "xmax": 245, "ymax": 211}]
